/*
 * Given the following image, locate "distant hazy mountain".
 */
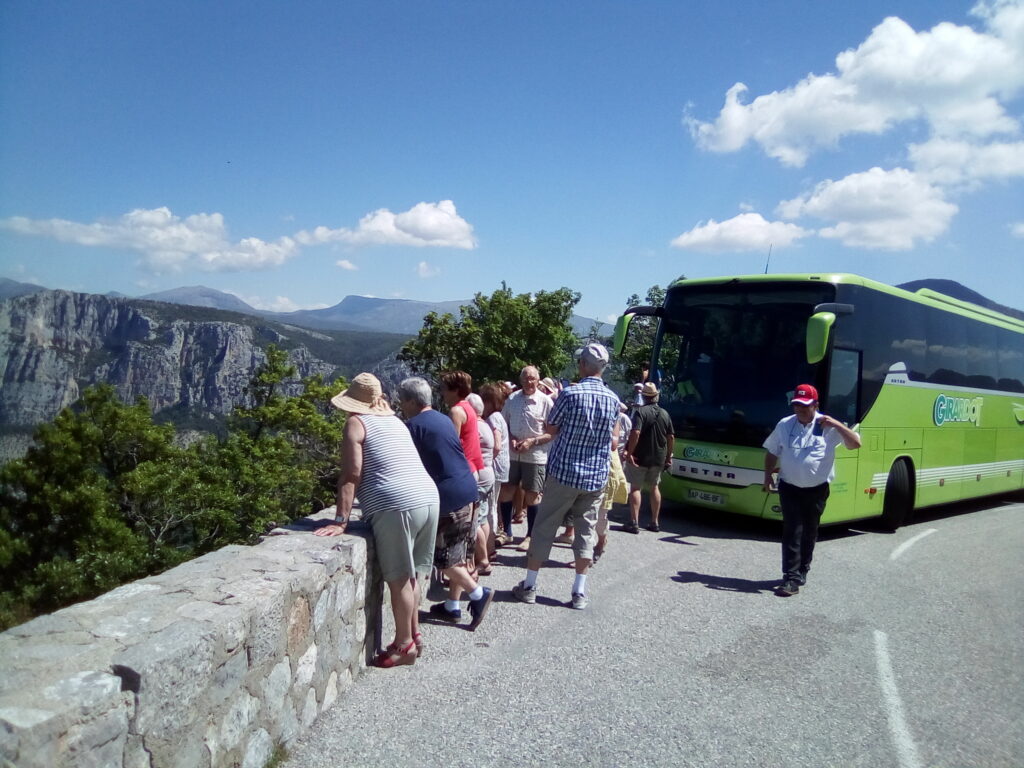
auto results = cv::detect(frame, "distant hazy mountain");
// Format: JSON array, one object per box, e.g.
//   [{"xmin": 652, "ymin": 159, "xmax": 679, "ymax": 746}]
[
  {"xmin": 274, "ymin": 295, "xmax": 465, "ymax": 334},
  {"xmin": 0, "ymin": 278, "xmax": 46, "ymax": 300},
  {"xmin": 896, "ymin": 279, "xmax": 1024, "ymax": 321},
  {"xmin": 141, "ymin": 285, "xmax": 257, "ymax": 314}
]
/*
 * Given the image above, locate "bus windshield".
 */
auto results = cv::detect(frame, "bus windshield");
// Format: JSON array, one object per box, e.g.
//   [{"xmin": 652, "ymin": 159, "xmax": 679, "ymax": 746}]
[{"xmin": 652, "ymin": 281, "xmax": 836, "ymax": 446}]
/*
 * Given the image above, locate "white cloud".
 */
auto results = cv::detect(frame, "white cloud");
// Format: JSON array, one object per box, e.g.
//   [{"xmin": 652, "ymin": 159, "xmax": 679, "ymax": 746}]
[
  {"xmin": 909, "ymin": 137, "xmax": 1024, "ymax": 186},
  {"xmin": 233, "ymin": 293, "xmax": 330, "ymax": 312},
  {"xmin": 777, "ymin": 167, "xmax": 958, "ymax": 249},
  {"xmin": 416, "ymin": 261, "xmax": 441, "ymax": 278},
  {"xmin": 335, "ymin": 259, "xmax": 358, "ymax": 271},
  {"xmin": 687, "ymin": 3, "xmax": 1024, "ymax": 167},
  {"xmin": 295, "ymin": 200, "xmax": 476, "ymax": 250},
  {"xmin": 0, "ymin": 207, "xmax": 298, "ymax": 272},
  {"xmin": 1011, "ymin": 221, "xmax": 1024, "ymax": 237},
  {"xmin": 670, "ymin": 212, "xmax": 810, "ymax": 252}
]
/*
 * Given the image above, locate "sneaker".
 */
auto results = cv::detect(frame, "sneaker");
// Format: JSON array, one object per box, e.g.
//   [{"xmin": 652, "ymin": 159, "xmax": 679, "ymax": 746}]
[
  {"xmin": 623, "ymin": 521, "xmax": 640, "ymax": 534},
  {"xmin": 468, "ymin": 587, "xmax": 494, "ymax": 631},
  {"xmin": 428, "ymin": 602, "xmax": 462, "ymax": 622},
  {"xmin": 775, "ymin": 581, "xmax": 800, "ymax": 597},
  {"xmin": 511, "ymin": 581, "xmax": 537, "ymax": 604},
  {"xmin": 515, "ymin": 536, "xmax": 532, "ymax": 552},
  {"xmin": 571, "ymin": 592, "xmax": 589, "ymax": 610},
  {"xmin": 646, "ymin": 523, "xmax": 660, "ymax": 532}
]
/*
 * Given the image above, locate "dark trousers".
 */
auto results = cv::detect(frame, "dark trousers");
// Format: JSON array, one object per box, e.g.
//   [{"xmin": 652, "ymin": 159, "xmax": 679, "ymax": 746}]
[{"xmin": 778, "ymin": 480, "xmax": 830, "ymax": 582}]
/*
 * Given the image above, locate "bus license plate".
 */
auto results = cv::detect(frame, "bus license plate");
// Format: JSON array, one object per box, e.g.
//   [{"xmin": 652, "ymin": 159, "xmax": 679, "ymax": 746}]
[{"xmin": 688, "ymin": 489, "xmax": 725, "ymax": 506}]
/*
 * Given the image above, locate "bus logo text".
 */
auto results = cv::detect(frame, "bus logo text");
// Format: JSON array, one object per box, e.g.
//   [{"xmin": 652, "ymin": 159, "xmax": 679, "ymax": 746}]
[
  {"xmin": 933, "ymin": 394, "xmax": 983, "ymax": 427},
  {"xmin": 682, "ymin": 446, "xmax": 735, "ymax": 465}
]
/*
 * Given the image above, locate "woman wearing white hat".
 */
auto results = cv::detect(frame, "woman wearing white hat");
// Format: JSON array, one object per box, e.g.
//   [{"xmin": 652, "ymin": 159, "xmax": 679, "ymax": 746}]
[{"xmin": 315, "ymin": 373, "xmax": 439, "ymax": 668}]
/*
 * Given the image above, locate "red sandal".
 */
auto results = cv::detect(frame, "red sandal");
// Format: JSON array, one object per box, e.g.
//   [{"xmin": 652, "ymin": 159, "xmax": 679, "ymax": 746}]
[{"xmin": 374, "ymin": 639, "xmax": 417, "ymax": 668}]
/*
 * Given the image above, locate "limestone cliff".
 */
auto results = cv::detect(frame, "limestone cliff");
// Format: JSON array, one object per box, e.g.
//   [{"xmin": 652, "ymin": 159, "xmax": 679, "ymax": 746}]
[{"xmin": 0, "ymin": 290, "xmax": 408, "ymax": 460}]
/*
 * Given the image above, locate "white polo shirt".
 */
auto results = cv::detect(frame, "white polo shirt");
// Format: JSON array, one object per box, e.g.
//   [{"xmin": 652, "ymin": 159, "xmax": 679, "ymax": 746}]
[
  {"xmin": 762, "ymin": 414, "xmax": 844, "ymax": 488},
  {"xmin": 502, "ymin": 389, "xmax": 553, "ymax": 465}
]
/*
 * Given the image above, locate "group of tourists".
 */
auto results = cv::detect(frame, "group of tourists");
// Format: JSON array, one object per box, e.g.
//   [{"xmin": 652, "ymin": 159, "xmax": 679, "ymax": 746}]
[{"xmin": 315, "ymin": 342, "xmax": 859, "ymax": 668}]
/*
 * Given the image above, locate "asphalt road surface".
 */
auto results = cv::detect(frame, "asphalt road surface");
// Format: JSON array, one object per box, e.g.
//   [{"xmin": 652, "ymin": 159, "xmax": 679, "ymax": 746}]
[{"xmin": 284, "ymin": 494, "xmax": 1024, "ymax": 768}]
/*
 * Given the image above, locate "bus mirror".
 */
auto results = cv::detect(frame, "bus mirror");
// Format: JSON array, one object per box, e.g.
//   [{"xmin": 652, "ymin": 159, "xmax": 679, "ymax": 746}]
[
  {"xmin": 613, "ymin": 314, "xmax": 633, "ymax": 356},
  {"xmin": 613, "ymin": 305, "xmax": 660, "ymax": 356},
  {"xmin": 806, "ymin": 312, "xmax": 836, "ymax": 364}
]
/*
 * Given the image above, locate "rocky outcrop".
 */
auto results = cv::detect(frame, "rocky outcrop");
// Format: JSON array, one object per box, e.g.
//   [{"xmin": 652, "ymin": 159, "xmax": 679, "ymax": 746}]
[{"xmin": 0, "ymin": 290, "xmax": 338, "ymax": 456}]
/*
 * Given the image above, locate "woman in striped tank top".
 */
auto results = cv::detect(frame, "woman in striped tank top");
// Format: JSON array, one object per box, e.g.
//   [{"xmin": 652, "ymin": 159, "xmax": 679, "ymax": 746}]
[{"xmin": 315, "ymin": 373, "xmax": 439, "ymax": 668}]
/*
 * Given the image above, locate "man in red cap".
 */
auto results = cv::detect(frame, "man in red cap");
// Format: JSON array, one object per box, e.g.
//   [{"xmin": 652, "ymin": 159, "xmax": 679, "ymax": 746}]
[{"xmin": 762, "ymin": 384, "xmax": 861, "ymax": 596}]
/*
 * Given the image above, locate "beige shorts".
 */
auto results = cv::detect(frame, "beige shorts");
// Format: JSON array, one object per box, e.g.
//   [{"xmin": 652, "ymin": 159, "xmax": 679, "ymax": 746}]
[
  {"xmin": 625, "ymin": 462, "xmax": 664, "ymax": 490},
  {"xmin": 369, "ymin": 502, "xmax": 440, "ymax": 583}
]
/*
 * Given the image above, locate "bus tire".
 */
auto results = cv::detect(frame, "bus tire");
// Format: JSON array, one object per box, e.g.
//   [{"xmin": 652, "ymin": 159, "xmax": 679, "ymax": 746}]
[{"xmin": 881, "ymin": 459, "xmax": 913, "ymax": 531}]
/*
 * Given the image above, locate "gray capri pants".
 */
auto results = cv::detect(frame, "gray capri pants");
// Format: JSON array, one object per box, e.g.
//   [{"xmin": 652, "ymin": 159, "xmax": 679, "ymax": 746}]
[{"xmin": 368, "ymin": 502, "xmax": 440, "ymax": 583}]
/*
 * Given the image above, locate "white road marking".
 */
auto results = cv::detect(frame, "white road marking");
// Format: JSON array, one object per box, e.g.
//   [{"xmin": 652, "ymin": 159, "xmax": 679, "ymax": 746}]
[
  {"xmin": 873, "ymin": 630, "xmax": 923, "ymax": 768},
  {"xmin": 889, "ymin": 528, "xmax": 937, "ymax": 561}
]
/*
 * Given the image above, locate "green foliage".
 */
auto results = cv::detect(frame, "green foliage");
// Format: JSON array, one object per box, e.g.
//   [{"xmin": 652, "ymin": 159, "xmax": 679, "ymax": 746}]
[
  {"xmin": 398, "ymin": 283, "xmax": 581, "ymax": 383},
  {"xmin": 0, "ymin": 346, "xmax": 345, "ymax": 630}
]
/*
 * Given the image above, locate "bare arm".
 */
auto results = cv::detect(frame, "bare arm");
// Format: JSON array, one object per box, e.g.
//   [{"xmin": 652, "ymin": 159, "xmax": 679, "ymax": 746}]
[
  {"xmin": 763, "ymin": 451, "xmax": 778, "ymax": 493},
  {"xmin": 664, "ymin": 434, "xmax": 675, "ymax": 469},
  {"xmin": 315, "ymin": 416, "xmax": 364, "ymax": 537},
  {"xmin": 818, "ymin": 414, "xmax": 862, "ymax": 450},
  {"xmin": 625, "ymin": 428, "xmax": 640, "ymax": 466}
]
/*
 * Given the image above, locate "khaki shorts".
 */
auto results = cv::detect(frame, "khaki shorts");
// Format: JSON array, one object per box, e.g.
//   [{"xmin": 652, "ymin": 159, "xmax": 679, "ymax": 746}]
[
  {"xmin": 507, "ymin": 459, "xmax": 546, "ymax": 494},
  {"xmin": 625, "ymin": 462, "xmax": 663, "ymax": 490},
  {"xmin": 369, "ymin": 502, "xmax": 440, "ymax": 583}
]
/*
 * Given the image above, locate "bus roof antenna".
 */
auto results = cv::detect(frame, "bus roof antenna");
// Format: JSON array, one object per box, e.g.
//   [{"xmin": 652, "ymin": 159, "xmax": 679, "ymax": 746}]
[{"xmin": 764, "ymin": 243, "xmax": 772, "ymax": 274}]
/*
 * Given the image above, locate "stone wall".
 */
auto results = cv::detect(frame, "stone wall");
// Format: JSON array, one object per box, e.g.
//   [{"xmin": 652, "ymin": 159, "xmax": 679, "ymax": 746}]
[{"xmin": 0, "ymin": 526, "xmax": 380, "ymax": 768}]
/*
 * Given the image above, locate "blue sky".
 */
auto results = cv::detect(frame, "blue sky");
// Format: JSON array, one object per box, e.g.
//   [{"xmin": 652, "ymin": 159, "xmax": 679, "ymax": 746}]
[{"xmin": 1, "ymin": 0, "xmax": 1022, "ymax": 322}]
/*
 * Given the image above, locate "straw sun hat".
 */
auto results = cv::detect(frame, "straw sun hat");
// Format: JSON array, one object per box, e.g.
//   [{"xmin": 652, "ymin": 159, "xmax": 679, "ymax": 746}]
[{"xmin": 330, "ymin": 372, "xmax": 393, "ymax": 415}]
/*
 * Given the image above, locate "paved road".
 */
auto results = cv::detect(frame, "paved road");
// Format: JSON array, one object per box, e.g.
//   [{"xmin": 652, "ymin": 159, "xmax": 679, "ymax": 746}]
[{"xmin": 284, "ymin": 494, "xmax": 1024, "ymax": 768}]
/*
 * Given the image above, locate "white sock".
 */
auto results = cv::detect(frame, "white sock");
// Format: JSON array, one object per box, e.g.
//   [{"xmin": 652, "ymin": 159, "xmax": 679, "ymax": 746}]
[
  {"xmin": 445, "ymin": 599, "xmax": 460, "ymax": 611},
  {"xmin": 467, "ymin": 586, "xmax": 484, "ymax": 601},
  {"xmin": 524, "ymin": 569, "xmax": 539, "ymax": 589},
  {"xmin": 573, "ymin": 574, "xmax": 587, "ymax": 595}
]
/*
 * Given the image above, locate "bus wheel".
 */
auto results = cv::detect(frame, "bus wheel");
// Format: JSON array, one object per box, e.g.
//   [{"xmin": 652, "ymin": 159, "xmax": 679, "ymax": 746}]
[{"xmin": 881, "ymin": 459, "xmax": 912, "ymax": 531}]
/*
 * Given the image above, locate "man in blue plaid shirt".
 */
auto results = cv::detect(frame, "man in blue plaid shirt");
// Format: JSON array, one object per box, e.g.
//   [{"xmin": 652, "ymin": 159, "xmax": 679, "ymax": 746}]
[{"xmin": 512, "ymin": 343, "xmax": 621, "ymax": 610}]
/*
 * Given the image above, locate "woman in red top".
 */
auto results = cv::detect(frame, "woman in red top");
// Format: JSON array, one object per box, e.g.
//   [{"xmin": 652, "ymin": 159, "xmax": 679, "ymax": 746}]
[{"xmin": 439, "ymin": 370, "xmax": 485, "ymax": 475}]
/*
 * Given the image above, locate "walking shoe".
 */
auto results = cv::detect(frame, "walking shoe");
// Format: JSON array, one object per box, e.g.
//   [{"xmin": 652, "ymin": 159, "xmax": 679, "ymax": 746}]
[
  {"xmin": 775, "ymin": 581, "xmax": 800, "ymax": 597},
  {"xmin": 646, "ymin": 523, "xmax": 660, "ymax": 532},
  {"xmin": 468, "ymin": 587, "xmax": 494, "ymax": 631},
  {"xmin": 554, "ymin": 532, "xmax": 574, "ymax": 545},
  {"xmin": 570, "ymin": 592, "xmax": 589, "ymax": 610},
  {"xmin": 515, "ymin": 536, "xmax": 532, "ymax": 552},
  {"xmin": 622, "ymin": 521, "xmax": 640, "ymax": 534},
  {"xmin": 511, "ymin": 581, "xmax": 537, "ymax": 604},
  {"xmin": 796, "ymin": 570, "xmax": 808, "ymax": 586},
  {"xmin": 428, "ymin": 602, "xmax": 462, "ymax": 622}
]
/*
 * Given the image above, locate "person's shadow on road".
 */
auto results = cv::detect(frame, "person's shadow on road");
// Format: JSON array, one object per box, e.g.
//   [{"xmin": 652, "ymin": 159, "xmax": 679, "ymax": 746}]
[{"xmin": 671, "ymin": 571, "xmax": 778, "ymax": 594}]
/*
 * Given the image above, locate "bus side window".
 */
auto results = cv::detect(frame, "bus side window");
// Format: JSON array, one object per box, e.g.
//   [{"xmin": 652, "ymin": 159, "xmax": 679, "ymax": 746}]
[{"xmin": 828, "ymin": 348, "xmax": 860, "ymax": 423}]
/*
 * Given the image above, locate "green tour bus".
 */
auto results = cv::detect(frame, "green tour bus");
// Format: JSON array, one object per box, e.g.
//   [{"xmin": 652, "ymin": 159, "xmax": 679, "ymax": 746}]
[{"xmin": 613, "ymin": 273, "xmax": 1024, "ymax": 529}]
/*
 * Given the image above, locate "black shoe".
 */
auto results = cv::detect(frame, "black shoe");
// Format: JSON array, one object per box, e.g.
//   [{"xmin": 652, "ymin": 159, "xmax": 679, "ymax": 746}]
[
  {"xmin": 467, "ymin": 587, "xmax": 494, "ymax": 631},
  {"xmin": 795, "ymin": 573, "xmax": 807, "ymax": 586},
  {"xmin": 775, "ymin": 581, "xmax": 800, "ymax": 596},
  {"xmin": 429, "ymin": 602, "xmax": 462, "ymax": 622},
  {"xmin": 646, "ymin": 523, "xmax": 660, "ymax": 532},
  {"xmin": 623, "ymin": 521, "xmax": 640, "ymax": 534}
]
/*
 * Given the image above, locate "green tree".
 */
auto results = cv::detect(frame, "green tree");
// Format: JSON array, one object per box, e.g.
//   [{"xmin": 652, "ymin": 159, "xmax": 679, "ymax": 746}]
[
  {"xmin": 0, "ymin": 386, "xmax": 171, "ymax": 626},
  {"xmin": 398, "ymin": 283, "xmax": 581, "ymax": 383}
]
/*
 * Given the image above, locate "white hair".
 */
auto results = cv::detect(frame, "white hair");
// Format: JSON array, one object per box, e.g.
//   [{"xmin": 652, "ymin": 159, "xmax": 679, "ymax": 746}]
[{"xmin": 466, "ymin": 392, "xmax": 484, "ymax": 416}]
